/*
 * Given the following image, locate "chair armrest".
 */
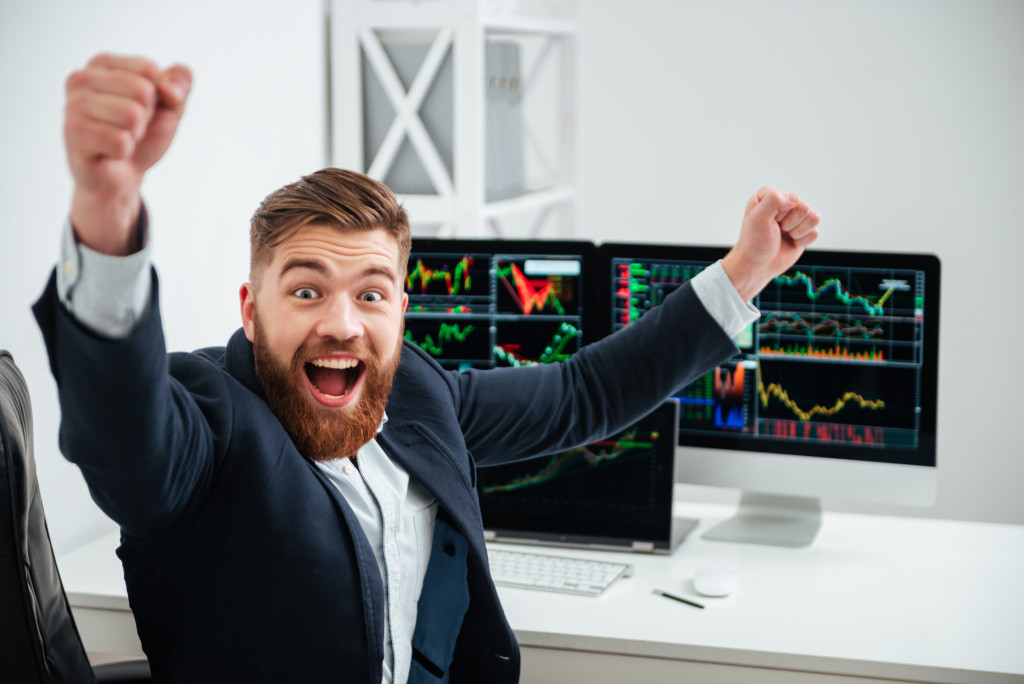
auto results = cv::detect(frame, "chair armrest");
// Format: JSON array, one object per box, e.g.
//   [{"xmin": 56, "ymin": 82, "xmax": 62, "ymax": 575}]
[{"xmin": 92, "ymin": 658, "xmax": 152, "ymax": 683}]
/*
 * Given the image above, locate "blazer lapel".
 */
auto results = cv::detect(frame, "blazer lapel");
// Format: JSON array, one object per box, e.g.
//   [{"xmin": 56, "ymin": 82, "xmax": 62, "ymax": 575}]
[
  {"xmin": 377, "ymin": 423, "xmax": 481, "ymax": 546},
  {"xmin": 306, "ymin": 462, "xmax": 386, "ymax": 682}
]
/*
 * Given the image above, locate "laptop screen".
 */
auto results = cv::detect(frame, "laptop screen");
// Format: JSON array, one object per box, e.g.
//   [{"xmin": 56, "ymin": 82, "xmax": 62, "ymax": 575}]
[{"xmin": 477, "ymin": 400, "xmax": 681, "ymax": 552}]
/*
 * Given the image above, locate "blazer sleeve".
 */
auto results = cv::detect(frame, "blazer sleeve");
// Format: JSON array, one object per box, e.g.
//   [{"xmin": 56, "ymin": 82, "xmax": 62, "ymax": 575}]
[
  {"xmin": 33, "ymin": 270, "xmax": 220, "ymax": 537},
  {"xmin": 454, "ymin": 280, "xmax": 739, "ymax": 467}
]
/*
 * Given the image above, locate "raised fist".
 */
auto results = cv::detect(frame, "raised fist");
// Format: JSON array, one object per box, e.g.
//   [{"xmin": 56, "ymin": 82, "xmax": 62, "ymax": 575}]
[
  {"xmin": 64, "ymin": 53, "xmax": 192, "ymax": 255},
  {"xmin": 722, "ymin": 186, "xmax": 821, "ymax": 301}
]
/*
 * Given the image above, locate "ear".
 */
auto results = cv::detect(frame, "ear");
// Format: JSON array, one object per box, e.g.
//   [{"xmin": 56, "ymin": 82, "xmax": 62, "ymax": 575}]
[
  {"xmin": 401, "ymin": 291, "xmax": 408, "ymax": 313},
  {"xmin": 240, "ymin": 282, "xmax": 256, "ymax": 342}
]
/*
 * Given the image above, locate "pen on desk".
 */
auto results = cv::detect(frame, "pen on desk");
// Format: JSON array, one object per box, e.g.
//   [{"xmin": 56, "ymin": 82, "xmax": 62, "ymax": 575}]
[{"xmin": 653, "ymin": 588, "xmax": 705, "ymax": 609}]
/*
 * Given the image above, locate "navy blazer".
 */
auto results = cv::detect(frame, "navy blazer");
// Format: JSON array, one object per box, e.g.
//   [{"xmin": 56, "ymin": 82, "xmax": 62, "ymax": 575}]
[{"xmin": 34, "ymin": 270, "xmax": 736, "ymax": 683}]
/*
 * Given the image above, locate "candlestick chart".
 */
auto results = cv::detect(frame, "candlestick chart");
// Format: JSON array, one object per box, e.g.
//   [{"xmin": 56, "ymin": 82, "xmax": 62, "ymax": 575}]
[
  {"xmin": 404, "ymin": 253, "xmax": 492, "ymax": 314},
  {"xmin": 757, "ymin": 266, "xmax": 924, "ymax": 364},
  {"xmin": 611, "ymin": 259, "xmax": 706, "ymax": 332},
  {"xmin": 493, "ymin": 320, "xmax": 580, "ymax": 367},
  {"xmin": 404, "ymin": 319, "xmax": 492, "ymax": 370}
]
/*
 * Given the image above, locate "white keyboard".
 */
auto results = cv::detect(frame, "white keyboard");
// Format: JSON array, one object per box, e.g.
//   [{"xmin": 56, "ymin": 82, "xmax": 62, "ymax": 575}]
[{"xmin": 486, "ymin": 548, "xmax": 633, "ymax": 597}]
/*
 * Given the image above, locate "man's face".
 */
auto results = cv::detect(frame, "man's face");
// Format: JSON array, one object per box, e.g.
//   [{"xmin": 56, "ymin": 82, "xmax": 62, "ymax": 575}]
[{"xmin": 240, "ymin": 223, "xmax": 408, "ymax": 461}]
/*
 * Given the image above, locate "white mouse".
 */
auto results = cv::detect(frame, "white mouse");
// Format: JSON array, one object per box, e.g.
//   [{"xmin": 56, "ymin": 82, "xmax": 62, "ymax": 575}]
[{"xmin": 693, "ymin": 570, "xmax": 736, "ymax": 597}]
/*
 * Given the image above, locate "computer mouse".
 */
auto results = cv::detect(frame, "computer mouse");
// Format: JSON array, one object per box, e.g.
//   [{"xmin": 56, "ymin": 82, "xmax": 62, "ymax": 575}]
[{"xmin": 693, "ymin": 569, "xmax": 736, "ymax": 597}]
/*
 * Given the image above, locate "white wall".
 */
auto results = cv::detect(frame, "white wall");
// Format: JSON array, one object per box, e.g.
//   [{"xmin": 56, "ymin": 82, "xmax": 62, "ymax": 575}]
[
  {"xmin": 1, "ymin": 0, "xmax": 1020, "ymax": 559},
  {"xmin": 0, "ymin": 0, "xmax": 326, "ymax": 553},
  {"xmin": 578, "ymin": 0, "xmax": 1024, "ymax": 524}
]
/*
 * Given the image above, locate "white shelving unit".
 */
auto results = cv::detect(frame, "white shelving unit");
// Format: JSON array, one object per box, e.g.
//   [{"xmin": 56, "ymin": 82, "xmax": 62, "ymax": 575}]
[{"xmin": 329, "ymin": 0, "xmax": 577, "ymax": 238}]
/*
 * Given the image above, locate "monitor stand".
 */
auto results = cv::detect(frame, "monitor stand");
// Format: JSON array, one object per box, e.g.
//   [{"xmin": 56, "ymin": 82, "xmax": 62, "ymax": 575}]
[{"xmin": 701, "ymin": 492, "xmax": 822, "ymax": 547}]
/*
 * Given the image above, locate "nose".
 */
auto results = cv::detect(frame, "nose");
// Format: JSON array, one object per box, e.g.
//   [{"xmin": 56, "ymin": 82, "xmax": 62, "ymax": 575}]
[{"xmin": 315, "ymin": 295, "xmax": 364, "ymax": 342}]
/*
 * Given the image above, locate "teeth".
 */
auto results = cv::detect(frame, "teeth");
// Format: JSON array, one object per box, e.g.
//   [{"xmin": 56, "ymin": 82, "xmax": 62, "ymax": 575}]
[{"xmin": 310, "ymin": 357, "xmax": 359, "ymax": 369}]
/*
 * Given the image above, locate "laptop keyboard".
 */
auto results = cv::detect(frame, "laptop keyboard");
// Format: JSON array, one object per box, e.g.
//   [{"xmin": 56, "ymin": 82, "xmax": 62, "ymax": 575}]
[{"xmin": 487, "ymin": 547, "xmax": 633, "ymax": 597}]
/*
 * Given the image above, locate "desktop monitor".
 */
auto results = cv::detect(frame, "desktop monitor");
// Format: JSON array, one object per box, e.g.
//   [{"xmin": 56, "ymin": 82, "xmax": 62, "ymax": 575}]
[{"xmin": 600, "ymin": 243, "xmax": 941, "ymax": 547}]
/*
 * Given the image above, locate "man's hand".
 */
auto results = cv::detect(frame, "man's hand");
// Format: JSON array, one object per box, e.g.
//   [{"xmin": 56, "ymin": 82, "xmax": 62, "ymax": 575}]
[
  {"xmin": 64, "ymin": 54, "xmax": 192, "ymax": 255},
  {"xmin": 721, "ymin": 187, "xmax": 821, "ymax": 301}
]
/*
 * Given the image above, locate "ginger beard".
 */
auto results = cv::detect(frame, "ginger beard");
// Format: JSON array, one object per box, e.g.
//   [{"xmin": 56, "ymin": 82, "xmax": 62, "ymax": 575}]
[{"xmin": 251, "ymin": 308, "xmax": 403, "ymax": 462}]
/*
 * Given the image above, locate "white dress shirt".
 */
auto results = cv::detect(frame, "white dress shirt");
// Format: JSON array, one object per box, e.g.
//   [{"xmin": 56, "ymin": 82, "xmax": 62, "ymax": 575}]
[{"xmin": 317, "ymin": 426, "xmax": 437, "ymax": 684}]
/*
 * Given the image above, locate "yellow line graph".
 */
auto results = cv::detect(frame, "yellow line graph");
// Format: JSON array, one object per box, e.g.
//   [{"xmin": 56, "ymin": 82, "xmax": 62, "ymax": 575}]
[
  {"xmin": 758, "ymin": 380, "xmax": 885, "ymax": 422},
  {"xmin": 876, "ymin": 286, "xmax": 896, "ymax": 309}
]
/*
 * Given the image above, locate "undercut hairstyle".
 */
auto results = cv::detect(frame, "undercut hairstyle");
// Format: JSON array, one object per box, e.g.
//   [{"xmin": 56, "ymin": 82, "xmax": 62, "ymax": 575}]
[{"xmin": 249, "ymin": 168, "xmax": 411, "ymax": 287}]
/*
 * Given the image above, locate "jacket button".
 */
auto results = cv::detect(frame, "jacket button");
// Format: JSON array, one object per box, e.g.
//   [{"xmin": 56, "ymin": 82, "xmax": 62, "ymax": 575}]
[{"xmin": 443, "ymin": 542, "xmax": 456, "ymax": 556}]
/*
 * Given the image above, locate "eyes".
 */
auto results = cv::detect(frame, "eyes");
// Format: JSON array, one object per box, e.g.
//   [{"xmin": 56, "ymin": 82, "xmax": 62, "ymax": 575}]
[{"xmin": 290, "ymin": 287, "xmax": 386, "ymax": 303}]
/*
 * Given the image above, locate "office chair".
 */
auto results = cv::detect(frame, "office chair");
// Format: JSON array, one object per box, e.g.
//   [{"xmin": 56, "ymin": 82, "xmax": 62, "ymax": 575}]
[{"xmin": 1, "ymin": 350, "xmax": 151, "ymax": 683}]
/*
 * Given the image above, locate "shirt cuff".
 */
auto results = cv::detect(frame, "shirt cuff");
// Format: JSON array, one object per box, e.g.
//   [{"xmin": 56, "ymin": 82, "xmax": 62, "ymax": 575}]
[
  {"xmin": 689, "ymin": 260, "xmax": 760, "ymax": 340},
  {"xmin": 56, "ymin": 208, "xmax": 153, "ymax": 339}
]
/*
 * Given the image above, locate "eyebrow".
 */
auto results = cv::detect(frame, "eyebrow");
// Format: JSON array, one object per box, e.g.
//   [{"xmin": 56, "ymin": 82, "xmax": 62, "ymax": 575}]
[
  {"xmin": 279, "ymin": 258, "xmax": 398, "ymax": 283},
  {"xmin": 279, "ymin": 258, "xmax": 328, "ymax": 278},
  {"xmin": 360, "ymin": 265, "xmax": 399, "ymax": 282}
]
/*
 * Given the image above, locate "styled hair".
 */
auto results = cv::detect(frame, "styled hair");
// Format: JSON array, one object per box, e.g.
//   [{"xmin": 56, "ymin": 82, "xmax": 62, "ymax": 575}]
[{"xmin": 249, "ymin": 168, "xmax": 411, "ymax": 286}]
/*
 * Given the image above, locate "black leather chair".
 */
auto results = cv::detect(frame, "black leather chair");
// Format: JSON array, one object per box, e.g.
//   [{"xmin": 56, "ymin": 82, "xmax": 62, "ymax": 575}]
[{"xmin": 1, "ymin": 350, "xmax": 151, "ymax": 683}]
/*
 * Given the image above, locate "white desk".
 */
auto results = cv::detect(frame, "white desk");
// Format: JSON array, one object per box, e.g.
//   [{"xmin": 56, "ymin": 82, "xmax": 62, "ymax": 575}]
[{"xmin": 57, "ymin": 502, "xmax": 1024, "ymax": 683}]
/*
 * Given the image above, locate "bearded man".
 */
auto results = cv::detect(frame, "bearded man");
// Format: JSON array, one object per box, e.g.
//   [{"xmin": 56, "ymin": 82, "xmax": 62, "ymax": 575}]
[{"xmin": 35, "ymin": 54, "xmax": 820, "ymax": 683}]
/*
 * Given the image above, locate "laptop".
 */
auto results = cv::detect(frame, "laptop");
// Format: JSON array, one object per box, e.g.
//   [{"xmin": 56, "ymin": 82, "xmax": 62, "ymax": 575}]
[{"xmin": 477, "ymin": 400, "xmax": 694, "ymax": 554}]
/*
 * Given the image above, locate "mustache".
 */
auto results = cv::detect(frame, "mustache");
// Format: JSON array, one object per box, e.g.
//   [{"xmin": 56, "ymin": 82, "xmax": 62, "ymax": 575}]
[
  {"xmin": 291, "ymin": 339, "xmax": 375, "ymax": 366},
  {"xmin": 287, "ymin": 318, "xmax": 405, "ymax": 368}
]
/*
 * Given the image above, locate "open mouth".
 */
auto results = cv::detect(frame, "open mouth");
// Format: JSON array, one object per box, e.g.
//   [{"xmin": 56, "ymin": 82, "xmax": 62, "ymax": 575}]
[{"xmin": 304, "ymin": 357, "xmax": 364, "ymax": 401}]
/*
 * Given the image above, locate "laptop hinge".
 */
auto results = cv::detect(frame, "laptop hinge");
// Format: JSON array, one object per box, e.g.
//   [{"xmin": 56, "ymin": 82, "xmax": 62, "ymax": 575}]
[
  {"xmin": 631, "ymin": 541, "xmax": 655, "ymax": 552},
  {"xmin": 483, "ymin": 530, "xmax": 496, "ymax": 541}
]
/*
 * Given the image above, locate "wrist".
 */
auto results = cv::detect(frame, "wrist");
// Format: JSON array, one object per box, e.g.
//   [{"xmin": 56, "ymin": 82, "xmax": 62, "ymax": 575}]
[
  {"xmin": 70, "ymin": 187, "xmax": 144, "ymax": 256},
  {"xmin": 720, "ymin": 249, "xmax": 769, "ymax": 302}
]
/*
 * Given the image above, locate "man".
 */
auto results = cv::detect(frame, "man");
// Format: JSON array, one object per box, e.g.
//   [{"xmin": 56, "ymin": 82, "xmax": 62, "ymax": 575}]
[{"xmin": 36, "ymin": 54, "xmax": 819, "ymax": 682}]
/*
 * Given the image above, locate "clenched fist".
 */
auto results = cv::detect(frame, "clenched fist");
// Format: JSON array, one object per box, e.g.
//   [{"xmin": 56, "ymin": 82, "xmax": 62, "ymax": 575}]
[
  {"xmin": 64, "ymin": 53, "xmax": 192, "ymax": 255},
  {"xmin": 721, "ymin": 186, "xmax": 821, "ymax": 301}
]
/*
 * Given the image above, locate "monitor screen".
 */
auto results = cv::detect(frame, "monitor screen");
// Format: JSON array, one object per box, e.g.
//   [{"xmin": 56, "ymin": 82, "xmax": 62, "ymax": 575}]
[
  {"xmin": 600, "ymin": 243, "xmax": 941, "ymax": 545},
  {"xmin": 404, "ymin": 238, "xmax": 596, "ymax": 371},
  {"xmin": 475, "ymin": 400, "xmax": 682, "ymax": 551}
]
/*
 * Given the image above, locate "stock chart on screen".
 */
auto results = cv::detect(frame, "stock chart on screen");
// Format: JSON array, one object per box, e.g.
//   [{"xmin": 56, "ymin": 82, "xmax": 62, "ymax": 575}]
[
  {"xmin": 476, "ymin": 400, "xmax": 680, "ymax": 549},
  {"xmin": 607, "ymin": 246, "xmax": 937, "ymax": 465},
  {"xmin": 404, "ymin": 240, "xmax": 592, "ymax": 371}
]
